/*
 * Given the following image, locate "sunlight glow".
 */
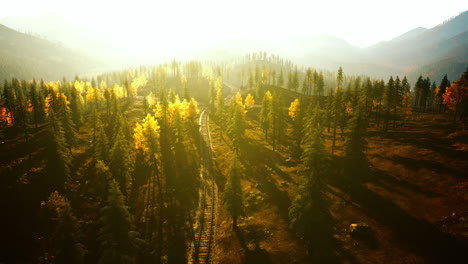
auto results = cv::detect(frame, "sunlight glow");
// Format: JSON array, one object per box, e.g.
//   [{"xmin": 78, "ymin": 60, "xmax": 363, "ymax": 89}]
[{"xmin": 1, "ymin": 0, "xmax": 467, "ymax": 57}]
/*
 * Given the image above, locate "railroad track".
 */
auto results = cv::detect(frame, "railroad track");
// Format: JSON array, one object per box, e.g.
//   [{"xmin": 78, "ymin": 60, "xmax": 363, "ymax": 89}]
[{"xmin": 189, "ymin": 110, "xmax": 218, "ymax": 264}]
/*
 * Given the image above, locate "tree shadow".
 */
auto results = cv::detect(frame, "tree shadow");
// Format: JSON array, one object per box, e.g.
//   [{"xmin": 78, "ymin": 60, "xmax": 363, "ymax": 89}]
[
  {"xmin": 238, "ymin": 138, "xmax": 292, "ymax": 220},
  {"xmin": 233, "ymin": 226, "xmax": 272, "ymax": 264},
  {"xmin": 370, "ymin": 165, "xmax": 441, "ymax": 198},
  {"xmin": 370, "ymin": 130, "xmax": 468, "ymax": 167},
  {"xmin": 330, "ymin": 156, "xmax": 468, "ymax": 264},
  {"xmin": 391, "ymin": 155, "xmax": 467, "ymax": 179}
]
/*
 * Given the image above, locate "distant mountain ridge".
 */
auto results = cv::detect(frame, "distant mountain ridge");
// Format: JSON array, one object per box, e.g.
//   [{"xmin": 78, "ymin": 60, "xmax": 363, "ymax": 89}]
[
  {"xmin": 0, "ymin": 24, "xmax": 105, "ymax": 81},
  {"xmin": 291, "ymin": 11, "xmax": 468, "ymax": 83},
  {"xmin": 0, "ymin": 11, "xmax": 467, "ymax": 84}
]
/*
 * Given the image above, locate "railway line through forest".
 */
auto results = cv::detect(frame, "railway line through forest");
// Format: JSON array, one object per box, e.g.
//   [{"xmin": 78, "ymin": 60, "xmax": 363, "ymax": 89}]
[{"xmin": 189, "ymin": 109, "xmax": 218, "ymax": 264}]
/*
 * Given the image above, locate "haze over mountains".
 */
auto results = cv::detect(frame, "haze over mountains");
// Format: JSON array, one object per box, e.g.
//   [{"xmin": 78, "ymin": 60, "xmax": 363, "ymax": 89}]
[{"xmin": 0, "ymin": 10, "xmax": 467, "ymax": 83}]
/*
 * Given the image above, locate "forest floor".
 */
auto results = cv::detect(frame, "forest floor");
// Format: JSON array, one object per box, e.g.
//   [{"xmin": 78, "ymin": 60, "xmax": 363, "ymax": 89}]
[{"xmin": 209, "ymin": 110, "xmax": 468, "ymax": 264}]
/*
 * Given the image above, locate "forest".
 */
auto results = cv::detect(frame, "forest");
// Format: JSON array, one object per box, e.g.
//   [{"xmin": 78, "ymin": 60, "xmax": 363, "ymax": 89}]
[{"xmin": 1, "ymin": 50, "xmax": 467, "ymax": 263}]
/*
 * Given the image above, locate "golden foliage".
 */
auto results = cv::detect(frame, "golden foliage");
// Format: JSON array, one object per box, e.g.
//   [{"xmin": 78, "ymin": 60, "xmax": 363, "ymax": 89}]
[
  {"xmin": 147, "ymin": 92, "xmax": 157, "ymax": 107},
  {"xmin": 111, "ymin": 84, "xmax": 125, "ymax": 98},
  {"xmin": 187, "ymin": 98, "xmax": 200, "ymax": 121},
  {"xmin": 134, "ymin": 114, "xmax": 160, "ymax": 156},
  {"xmin": 443, "ymin": 80, "xmax": 467, "ymax": 111},
  {"xmin": 402, "ymin": 92, "xmax": 413, "ymax": 116},
  {"xmin": 233, "ymin": 92, "xmax": 246, "ymax": 114},
  {"xmin": 181, "ymin": 75, "xmax": 187, "ymax": 85},
  {"xmin": 345, "ymin": 101, "xmax": 353, "ymax": 114},
  {"xmin": 288, "ymin": 98, "xmax": 300, "ymax": 120},
  {"xmin": 0, "ymin": 106, "xmax": 13, "ymax": 127},
  {"xmin": 130, "ymin": 75, "xmax": 148, "ymax": 97},
  {"xmin": 244, "ymin": 94, "xmax": 255, "ymax": 110},
  {"xmin": 264, "ymin": 90, "xmax": 272, "ymax": 101},
  {"xmin": 85, "ymin": 86, "xmax": 103, "ymax": 104}
]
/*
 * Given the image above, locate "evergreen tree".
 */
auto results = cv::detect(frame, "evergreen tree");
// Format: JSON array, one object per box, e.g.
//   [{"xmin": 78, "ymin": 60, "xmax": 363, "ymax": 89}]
[
  {"xmin": 142, "ymin": 96, "xmax": 149, "ymax": 116},
  {"xmin": 45, "ymin": 109, "xmax": 71, "ymax": 188},
  {"xmin": 287, "ymin": 71, "xmax": 293, "ymax": 90},
  {"xmin": 383, "ymin": 76, "xmax": 395, "ymax": 131},
  {"xmin": 332, "ymin": 67, "xmax": 344, "ymax": 154},
  {"xmin": 324, "ymin": 89, "xmax": 334, "ymax": 133},
  {"xmin": 344, "ymin": 96, "xmax": 368, "ymax": 168},
  {"xmin": 301, "ymin": 111, "xmax": 327, "ymax": 184},
  {"xmin": 414, "ymin": 75, "xmax": 424, "ymax": 108},
  {"xmin": 269, "ymin": 92, "xmax": 285, "ymax": 151},
  {"xmin": 94, "ymin": 117, "xmax": 110, "ymax": 162},
  {"xmin": 223, "ymin": 155, "xmax": 243, "ymax": 229},
  {"xmin": 293, "ymin": 68, "xmax": 299, "ymax": 92},
  {"xmin": 316, "ymin": 72, "xmax": 325, "ymax": 97},
  {"xmin": 436, "ymin": 74, "xmax": 450, "ymax": 112},
  {"xmin": 54, "ymin": 201, "xmax": 85, "ymax": 264},
  {"xmin": 29, "ymin": 80, "xmax": 45, "ymax": 128},
  {"xmin": 215, "ymin": 83, "xmax": 225, "ymax": 121},
  {"xmin": 109, "ymin": 128, "xmax": 132, "ymax": 195},
  {"xmin": 260, "ymin": 91, "xmax": 272, "ymax": 139},
  {"xmin": 57, "ymin": 93, "xmax": 77, "ymax": 148},
  {"xmin": 288, "ymin": 98, "xmax": 304, "ymax": 157},
  {"xmin": 277, "ymin": 68, "xmax": 284, "ymax": 87},
  {"xmin": 226, "ymin": 94, "xmax": 246, "ymax": 152},
  {"xmin": 69, "ymin": 83, "xmax": 83, "ymax": 128},
  {"xmin": 98, "ymin": 178, "xmax": 142, "ymax": 264}
]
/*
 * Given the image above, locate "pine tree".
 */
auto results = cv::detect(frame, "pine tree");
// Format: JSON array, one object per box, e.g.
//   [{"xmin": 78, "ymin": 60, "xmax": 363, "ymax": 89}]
[
  {"xmin": 43, "ymin": 191, "xmax": 85, "ymax": 264},
  {"xmin": 98, "ymin": 178, "xmax": 142, "ymax": 264},
  {"xmin": 223, "ymin": 155, "xmax": 243, "ymax": 229},
  {"xmin": 287, "ymin": 71, "xmax": 293, "ymax": 90},
  {"xmin": 301, "ymin": 111, "xmax": 327, "ymax": 184},
  {"xmin": 57, "ymin": 93, "xmax": 77, "ymax": 148},
  {"xmin": 182, "ymin": 75, "xmax": 190, "ymax": 100},
  {"xmin": 332, "ymin": 67, "xmax": 344, "ymax": 154},
  {"xmin": 288, "ymin": 98, "xmax": 304, "ymax": 157},
  {"xmin": 227, "ymin": 93, "xmax": 246, "ymax": 152},
  {"xmin": 344, "ymin": 96, "xmax": 368, "ymax": 167},
  {"xmin": 383, "ymin": 76, "xmax": 397, "ymax": 131},
  {"xmin": 69, "ymin": 83, "xmax": 83, "ymax": 127},
  {"xmin": 45, "ymin": 109, "xmax": 71, "ymax": 188},
  {"xmin": 277, "ymin": 68, "xmax": 284, "ymax": 87},
  {"xmin": 215, "ymin": 83, "xmax": 225, "ymax": 122},
  {"xmin": 94, "ymin": 117, "xmax": 110, "ymax": 162},
  {"xmin": 316, "ymin": 72, "xmax": 325, "ymax": 97},
  {"xmin": 29, "ymin": 80, "xmax": 45, "ymax": 128},
  {"xmin": 436, "ymin": 74, "xmax": 450, "ymax": 112},
  {"xmin": 54, "ymin": 202, "xmax": 85, "ymax": 264},
  {"xmin": 293, "ymin": 68, "xmax": 299, "ymax": 92},
  {"xmin": 269, "ymin": 92, "xmax": 285, "ymax": 151},
  {"xmin": 109, "ymin": 128, "xmax": 132, "ymax": 195},
  {"xmin": 260, "ymin": 91, "xmax": 272, "ymax": 139},
  {"xmin": 290, "ymin": 113, "xmax": 330, "ymax": 256},
  {"xmin": 142, "ymin": 96, "xmax": 149, "ymax": 116},
  {"xmin": 414, "ymin": 75, "xmax": 424, "ymax": 108}
]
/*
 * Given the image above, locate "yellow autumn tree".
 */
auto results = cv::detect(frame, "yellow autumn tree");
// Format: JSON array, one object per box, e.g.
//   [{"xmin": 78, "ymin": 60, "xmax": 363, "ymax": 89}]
[
  {"xmin": 234, "ymin": 92, "xmax": 246, "ymax": 115},
  {"xmin": 186, "ymin": 98, "xmax": 200, "ymax": 122},
  {"xmin": 130, "ymin": 75, "xmax": 147, "ymax": 97},
  {"xmin": 134, "ymin": 114, "xmax": 160, "ymax": 159},
  {"xmin": 111, "ymin": 84, "xmax": 125, "ymax": 98},
  {"xmin": 288, "ymin": 98, "xmax": 300, "ymax": 120},
  {"xmin": 147, "ymin": 92, "xmax": 157, "ymax": 107},
  {"xmin": 244, "ymin": 94, "xmax": 255, "ymax": 111}
]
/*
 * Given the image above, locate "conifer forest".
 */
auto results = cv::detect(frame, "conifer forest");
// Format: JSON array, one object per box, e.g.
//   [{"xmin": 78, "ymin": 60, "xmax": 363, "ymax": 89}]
[{"xmin": 1, "ymin": 3, "xmax": 468, "ymax": 264}]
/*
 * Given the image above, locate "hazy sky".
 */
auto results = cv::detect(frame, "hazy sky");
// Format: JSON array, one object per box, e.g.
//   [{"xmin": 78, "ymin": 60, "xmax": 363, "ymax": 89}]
[{"xmin": 1, "ymin": 0, "xmax": 467, "ymax": 50}]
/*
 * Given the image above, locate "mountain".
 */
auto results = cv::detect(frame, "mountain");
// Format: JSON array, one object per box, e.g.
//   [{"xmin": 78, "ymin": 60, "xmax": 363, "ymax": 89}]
[
  {"xmin": 0, "ymin": 24, "xmax": 105, "ymax": 81},
  {"xmin": 364, "ymin": 11, "xmax": 468, "ymax": 82},
  {"xmin": 292, "ymin": 11, "xmax": 468, "ymax": 84},
  {"xmin": 0, "ymin": 15, "xmax": 128, "ymax": 67},
  {"xmin": 390, "ymin": 27, "xmax": 428, "ymax": 42}
]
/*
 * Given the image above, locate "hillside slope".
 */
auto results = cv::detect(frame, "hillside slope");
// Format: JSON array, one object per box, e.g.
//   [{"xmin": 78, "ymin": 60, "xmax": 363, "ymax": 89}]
[{"xmin": 0, "ymin": 24, "xmax": 105, "ymax": 81}]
